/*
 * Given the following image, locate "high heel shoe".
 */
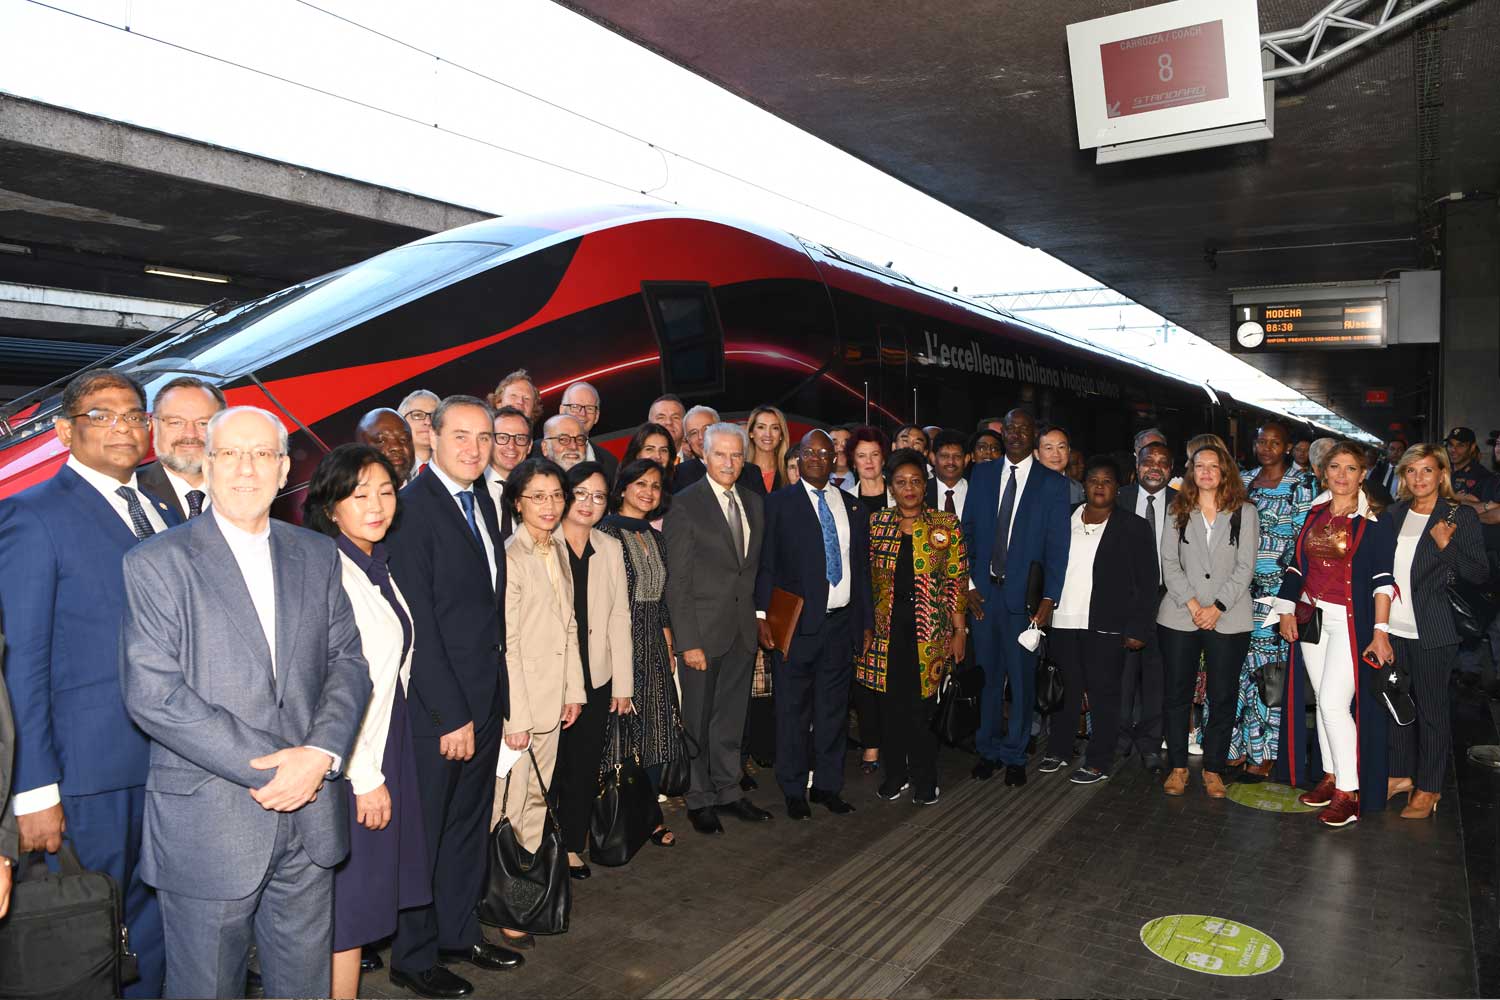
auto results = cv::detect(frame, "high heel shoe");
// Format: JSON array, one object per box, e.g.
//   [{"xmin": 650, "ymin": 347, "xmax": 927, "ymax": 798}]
[
  {"xmin": 1387, "ymin": 777, "xmax": 1413, "ymax": 802},
  {"xmin": 1400, "ymin": 789, "xmax": 1440, "ymax": 819}
]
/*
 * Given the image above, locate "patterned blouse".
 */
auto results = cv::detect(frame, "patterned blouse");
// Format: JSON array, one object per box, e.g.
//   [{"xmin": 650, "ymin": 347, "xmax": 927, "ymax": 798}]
[{"xmin": 857, "ymin": 508, "xmax": 968, "ymax": 698}]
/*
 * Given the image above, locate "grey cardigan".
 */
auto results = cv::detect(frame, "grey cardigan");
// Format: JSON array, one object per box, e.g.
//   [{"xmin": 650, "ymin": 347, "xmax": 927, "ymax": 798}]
[{"xmin": 1157, "ymin": 501, "xmax": 1260, "ymax": 634}]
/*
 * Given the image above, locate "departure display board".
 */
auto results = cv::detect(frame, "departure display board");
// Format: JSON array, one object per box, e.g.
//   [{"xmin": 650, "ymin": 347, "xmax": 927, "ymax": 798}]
[
  {"xmin": 1100, "ymin": 20, "xmax": 1229, "ymax": 119},
  {"xmin": 1231, "ymin": 298, "xmax": 1387, "ymax": 353}
]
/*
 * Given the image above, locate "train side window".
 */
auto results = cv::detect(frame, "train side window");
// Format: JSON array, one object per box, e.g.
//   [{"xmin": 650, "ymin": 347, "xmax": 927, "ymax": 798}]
[{"xmin": 642, "ymin": 282, "xmax": 725, "ymax": 396}]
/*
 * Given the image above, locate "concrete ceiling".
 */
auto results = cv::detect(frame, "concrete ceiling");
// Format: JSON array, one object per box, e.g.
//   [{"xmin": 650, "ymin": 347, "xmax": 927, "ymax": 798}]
[{"xmin": 560, "ymin": 0, "xmax": 1500, "ymax": 433}]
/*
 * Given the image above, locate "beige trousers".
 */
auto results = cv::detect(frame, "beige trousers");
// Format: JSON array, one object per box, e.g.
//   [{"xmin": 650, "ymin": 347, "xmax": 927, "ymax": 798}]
[{"xmin": 492, "ymin": 725, "xmax": 560, "ymax": 853}]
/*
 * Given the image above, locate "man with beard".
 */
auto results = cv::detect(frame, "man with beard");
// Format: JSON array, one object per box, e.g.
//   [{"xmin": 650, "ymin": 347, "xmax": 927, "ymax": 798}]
[
  {"xmin": 355, "ymin": 408, "xmax": 416, "ymax": 484},
  {"xmin": 139, "ymin": 376, "xmax": 226, "ymax": 519},
  {"xmin": 540, "ymin": 413, "xmax": 587, "ymax": 470},
  {"xmin": 1115, "ymin": 440, "xmax": 1176, "ymax": 771}
]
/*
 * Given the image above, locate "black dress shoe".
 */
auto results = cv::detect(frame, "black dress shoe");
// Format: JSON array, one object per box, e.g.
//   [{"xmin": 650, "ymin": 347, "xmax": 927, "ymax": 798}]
[
  {"xmin": 716, "ymin": 798, "xmax": 773, "ymax": 822},
  {"xmin": 569, "ymin": 863, "xmax": 592, "ymax": 880},
  {"xmin": 389, "ymin": 965, "xmax": 474, "ymax": 998},
  {"xmin": 786, "ymin": 796, "xmax": 812, "ymax": 820},
  {"xmin": 440, "ymin": 941, "xmax": 525, "ymax": 971},
  {"xmin": 361, "ymin": 945, "xmax": 384, "ymax": 971},
  {"xmin": 1003, "ymin": 764, "xmax": 1027, "ymax": 786},
  {"xmin": 809, "ymin": 789, "xmax": 855, "ymax": 814},
  {"xmin": 972, "ymin": 758, "xmax": 998, "ymax": 781},
  {"xmin": 688, "ymin": 806, "xmax": 725, "ymax": 834},
  {"xmin": 739, "ymin": 772, "xmax": 758, "ymax": 791}
]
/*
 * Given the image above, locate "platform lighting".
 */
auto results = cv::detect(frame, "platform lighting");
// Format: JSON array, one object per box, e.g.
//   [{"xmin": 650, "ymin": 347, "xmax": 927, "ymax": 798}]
[
  {"xmin": 0, "ymin": 242, "xmax": 31, "ymax": 256},
  {"xmin": 143, "ymin": 265, "xmax": 230, "ymax": 284}
]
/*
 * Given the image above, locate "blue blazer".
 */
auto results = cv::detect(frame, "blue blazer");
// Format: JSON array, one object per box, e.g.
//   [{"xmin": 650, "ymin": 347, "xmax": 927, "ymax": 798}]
[
  {"xmin": 960, "ymin": 459, "xmax": 1072, "ymax": 615},
  {"xmin": 386, "ymin": 465, "xmax": 508, "ymax": 737},
  {"xmin": 0, "ymin": 464, "xmax": 181, "ymax": 798},
  {"xmin": 755, "ymin": 482, "xmax": 874, "ymax": 637}
]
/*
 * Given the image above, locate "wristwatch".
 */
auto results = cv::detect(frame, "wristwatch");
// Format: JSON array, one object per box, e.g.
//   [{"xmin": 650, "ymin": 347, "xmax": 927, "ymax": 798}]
[{"xmin": 1213, "ymin": 600, "xmax": 1227, "ymax": 613}]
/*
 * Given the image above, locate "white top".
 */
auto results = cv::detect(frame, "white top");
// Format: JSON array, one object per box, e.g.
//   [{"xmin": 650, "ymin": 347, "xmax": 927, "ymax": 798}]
[
  {"xmin": 802, "ymin": 480, "xmax": 851, "ymax": 610},
  {"xmin": 1389, "ymin": 511, "xmax": 1428, "ymax": 640},
  {"xmin": 66, "ymin": 455, "xmax": 168, "ymax": 535},
  {"xmin": 713, "ymin": 482, "xmax": 752, "ymax": 558},
  {"xmin": 1052, "ymin": 508, "xmax": 1104, "ymax": 630},
  {"xmin": 936, "ymin": 477, "xmax": 969, "ymax": 519},
  {"xmin": 995, "ymin": 455, "xmax": 1034, "ymax": 546},
  {"xmin": 1134, "ymin": 485, "xmax": 1169, "ymax": 584},
  {"xmin": 339, "ymin": 551, "xmax": 414, "ymax": 795},
  {"xmin": 214, "ymin": 509, "xmax": 277, "ymax": 674},
  {"xmin": 433, "ymin": 461, "xmax": 498, "ymax": 589},
  {"xmin": 161, "ymin": 464, "xmax": 209, "ymax": 516}
]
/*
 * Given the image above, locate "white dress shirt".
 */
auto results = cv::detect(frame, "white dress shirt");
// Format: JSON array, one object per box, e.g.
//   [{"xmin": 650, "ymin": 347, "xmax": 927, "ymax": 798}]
[
  {"xmin": 935, "ymin": 477, "xmax": 968, "ymax": 520},
  {"xmin": 712, "ymin": 480, "xmax": 752, "ymax": 558},
  {"xmin": 1134, "ymin": 485, "xmax": 1169, "ymax": 583},
  {"xmin": 995, "ymin": 455, "xmax": 1034, "ymax": 544},
  {"xmin": 803, "ymin": 479, "xmax": 851, "ymax": 610},
  {"xmin": 433, "ymin": 461, "xmax": 498, "ymax": 588},
  {"xmin": 161, "ymin": 464, "xmax": 209, "ymax": 516}
]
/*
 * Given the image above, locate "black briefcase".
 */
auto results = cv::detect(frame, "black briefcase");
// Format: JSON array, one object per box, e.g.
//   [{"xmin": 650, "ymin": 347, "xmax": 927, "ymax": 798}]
[{"xmin": 0, "ymin": 841, "xmax": 137, "ymax": 1000}]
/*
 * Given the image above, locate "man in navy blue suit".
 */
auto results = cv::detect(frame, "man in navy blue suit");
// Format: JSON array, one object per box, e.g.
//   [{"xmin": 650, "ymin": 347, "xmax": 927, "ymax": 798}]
[
  {"xmin": 960, "ymin": 408, "xmax": 1071, "ymax": 786},
  {"xmin": 0, "ymin": 368, "xmax": 182, "ymax": 996},
  {"xmin": 755, "ymin": 429, "xmax": 874, "ymax": 819}
]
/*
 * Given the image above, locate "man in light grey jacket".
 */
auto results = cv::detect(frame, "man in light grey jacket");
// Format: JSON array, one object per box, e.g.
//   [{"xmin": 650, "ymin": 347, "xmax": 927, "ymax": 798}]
[{"xmin": 121, "ymin": 407, "xmax": 370, "ymax": 999}]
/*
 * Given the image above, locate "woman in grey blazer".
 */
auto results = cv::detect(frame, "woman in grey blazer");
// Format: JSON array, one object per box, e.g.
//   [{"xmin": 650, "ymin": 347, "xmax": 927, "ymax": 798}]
[
  {"xmin": 1385, "ymin": 444, "xmax": 1489, "ymax": 819},
  {"xmin": 1158, "ymin": 442, "xmax": 1259, "ymax": 798}
]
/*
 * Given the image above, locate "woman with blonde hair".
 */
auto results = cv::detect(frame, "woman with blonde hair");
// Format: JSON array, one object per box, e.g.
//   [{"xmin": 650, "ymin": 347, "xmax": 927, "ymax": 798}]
[{"xmin": 746, "ymin": 405, "xmax": 790, "ymax": 494}]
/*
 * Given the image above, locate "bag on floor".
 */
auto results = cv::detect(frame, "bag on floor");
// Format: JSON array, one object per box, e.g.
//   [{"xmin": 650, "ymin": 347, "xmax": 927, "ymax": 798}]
[
  {"xmin": 1034, "ymin": 636, "xmax": 1065, "ymax": 716},
  {"xmin": 478, "ymin": 747, "xmax": 570, "ymax": 934},
  {"xmin": 589, "ymin": 716, "xmax": 655, "ymax": 867},
  {"xmin": 0, "ymin": 840, "xmax": 138, "ymax": 1000},
  {"xmin": 931, "ymin": 662, "xmax": 984, "ymax": 748},
  {"xmin": 658, "ymin": 683, "xmax": 700, "ymax": 799}
]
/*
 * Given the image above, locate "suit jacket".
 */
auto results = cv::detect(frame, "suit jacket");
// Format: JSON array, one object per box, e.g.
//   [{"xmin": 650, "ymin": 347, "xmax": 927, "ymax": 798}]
[
  {"xmin": 1072, "ymin": 506, "xmax": 1158, "ymax": 641},
  {"xmin": 1158, "ymin": 501, "xmax": 1260, "ymax": 634},
  {"xmin": 503, "ymin": 527, "xmax": 585, "ymax": 735},
  {"xmin": 1387, "ymin": 498, "xmax": 1489, "ymax": 649},
  {"xmin": 577, "ymin": 528, "xmax": 633, "ymax": 695},
  {"xmin": 0, "ymin": 465, "xmax": 182, "ymax": 801},
  {"xmin": 386, "ymin": 466, "xmax": 507, "ymax": 737},
  {"xmin": 0, "ymin": 635, "xmax": 17, "ymax": 863},
  {"xmin": 755, "ymin": 481, "xmax": 874, "ymax": 637},
  {"xmin": 663, "ymin": 476, "xmax": 765, "ymax": 657},
  {"xmin": 137, "ymin": 461, "xmax": 189, "ymax": 522},
  {"xmin": 960, "ymin": 460, "xmax": 1072, "ymax": 615},
  {"xmin": 119, "ymin": 515, "xmax": 371, "ymax": 900},
  {"xmin": 672, "ymin": 457, "xmax": 767, "ymax": 497},
  {"xmin": 338, "ymin": 550, "xmax": 415, "ymax": 796},
  {"xmin": 588, "ymin": 440, "xmax": 619, "ymax": 485},
  {"xmin": 1118, "ymin": 484, "xmax": 1178, "ymax": 581}
]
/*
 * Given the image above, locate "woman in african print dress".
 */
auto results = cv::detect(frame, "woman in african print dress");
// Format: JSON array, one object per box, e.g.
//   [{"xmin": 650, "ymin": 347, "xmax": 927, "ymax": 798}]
[{"xmin": 1230, "ymin": 420, "xmax": 1313, "ymax": 775}]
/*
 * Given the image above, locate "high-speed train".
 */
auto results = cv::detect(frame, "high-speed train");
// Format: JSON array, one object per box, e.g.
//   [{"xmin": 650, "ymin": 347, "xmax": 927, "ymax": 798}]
[{"xmin": 0, "ymin": 204, "xmax": 1318, "ymax": 504}]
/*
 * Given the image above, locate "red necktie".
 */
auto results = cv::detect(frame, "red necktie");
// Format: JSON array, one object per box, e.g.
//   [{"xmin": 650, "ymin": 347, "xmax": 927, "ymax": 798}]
[{"xmin": 944, "ymin": 488, "xmax": 955, "ymax": 514}]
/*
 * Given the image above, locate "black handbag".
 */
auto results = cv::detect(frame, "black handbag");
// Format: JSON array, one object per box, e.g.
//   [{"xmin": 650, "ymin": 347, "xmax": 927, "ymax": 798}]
[
  {"xmin": 1294, "ymin": 601, "xmax": 1323, "ymax": 645},
  {"xmin": 931, "ymin": 662, "xmax": 984, "ymax": 748},
  {"xmin": 1034, "ymin": 635, "xmax": 1065, "ymax": 716},
  {"xmin": 1447, "ymin": 574, "xmax": 1498, "ymax": 640},
  {"xmin": 0, "ymin": 840, "xmax": 138, "ymax": 1000},
  {"xmin": 1254, "ymin": 659, "xmax": 1288, "ymax": 708},
  {"xmin": 1380, "ymin": 661, "xmax": 1417, "ymax": 726},
  {"xmin": 478, "ymin": 747, "xmax": 571, "ymax": 935},
  {"xmin": 588, "ymin": 716, "xmax": 655, "ymax": 867},
  {"xmin": 657, "ymin": 683, "xmax": 700, "ymax": 799}
]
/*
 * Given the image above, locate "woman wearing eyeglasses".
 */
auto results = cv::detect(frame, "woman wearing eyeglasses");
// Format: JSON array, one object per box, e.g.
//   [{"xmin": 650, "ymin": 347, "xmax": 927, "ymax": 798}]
[
  {"xmin": 553, "ymin": 461, "xmax": 634, "ymax": 879},
  {"xmin": 495, "ymin": 458, "xmax": 586, "ymax": 947},
  {"xmin": 599, "ymin": 457, "xmax": 682, "ymax": 848}
]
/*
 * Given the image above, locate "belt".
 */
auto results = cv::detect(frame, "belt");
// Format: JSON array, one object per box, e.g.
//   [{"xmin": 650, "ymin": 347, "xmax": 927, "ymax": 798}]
[{"xmin": 826, "ymin": 605, "xmax": 850, "ymax": 618}]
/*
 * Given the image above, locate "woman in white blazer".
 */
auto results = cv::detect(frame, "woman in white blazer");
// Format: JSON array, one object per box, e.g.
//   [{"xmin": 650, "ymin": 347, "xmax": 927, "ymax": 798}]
[
  {"xmin": 555, "ymin": 461, "xmax": 634, "ymax": 880},
  {"xmin": 304, "ymin": 444, "xmax": 429, "ymax": 1000}
]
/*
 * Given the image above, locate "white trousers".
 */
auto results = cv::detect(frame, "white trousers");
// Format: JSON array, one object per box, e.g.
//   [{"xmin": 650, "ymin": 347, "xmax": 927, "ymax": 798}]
[{"xmin": 1299, "ymin": 600, "xmax": 1359, "ymax": 792}]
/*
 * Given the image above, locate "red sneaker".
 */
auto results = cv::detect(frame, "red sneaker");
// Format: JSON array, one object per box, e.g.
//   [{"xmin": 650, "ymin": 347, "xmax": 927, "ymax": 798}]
[
  {"xmin": 1299, "ymin": 772, "xmax": 1337, "ymax": 808},
  {"xmin": 1318, "ymin": 789, "xmax": 1360, "ymax": 827}
]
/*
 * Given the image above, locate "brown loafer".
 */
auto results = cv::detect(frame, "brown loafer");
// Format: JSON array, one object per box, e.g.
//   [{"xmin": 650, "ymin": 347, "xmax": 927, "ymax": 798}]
[
  {"xmin": 1400, "ymin": 789, "xmax": 1440, "ymax": 819},
  {"xmin": 1203, "ymin": 772, "xmax": 1227, "ymax": 798},
  {"xmin": 1163, "ymin": 768, "xmax": 1188, "ymax": 796},
  {"xmin": 1245, "ymin": 760, "xmax": 1273, "ymax": 778}
]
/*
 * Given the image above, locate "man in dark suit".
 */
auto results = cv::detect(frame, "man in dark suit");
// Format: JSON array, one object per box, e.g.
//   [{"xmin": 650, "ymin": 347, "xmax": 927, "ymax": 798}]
[
  {"xmin": 386, "ymin": 395, "xmax": 522, "ymax": 996},
  {"xmin": 1115, "ymin": 440, "xmax": 1177, "ymax": 772},
  {"xmin": 755, "ymin": 429, "xmax": 874, "ymax": 819},
  {"xmin": 674, "ymin": 404, "xmax": 767, "ymax": 497},
  {"xmin": 1, "ymin": 635, "xmax": 16, "ymax": 918},
  {"xmin": 925, "ymin": 429, "xmax": 971, "ymax": 517},
  {"xmin": 664, "ymin": 422, "xmax": 770, "ymax": 834},
  {"xmin": 138, "ymin": 375, "xmax": 225, "ymax": 520},
  {"xmin": 0, "ymin": 368, "xmax": 181, "ymax": 996},
  {"xmin": 1369, "ymin": 436, "xmax": 1407, "ymax": 500},
  {"xmin": 356, "ymin": 407, "xmax": 416, "ymax": 484},
  {"xmin": 483, "ymin": 405, "xmax": 532, "ymax": 544},
  {"xmin": 559, "ymin": 381, "xmax": 618, "ymax": 484},
  {"xmin": 121, "ymin": 405, "xmax": 370, "ymax": 998},
  {"xmin": 960, "ymin": 408, "xmax": 1071, "ymax": 786}
]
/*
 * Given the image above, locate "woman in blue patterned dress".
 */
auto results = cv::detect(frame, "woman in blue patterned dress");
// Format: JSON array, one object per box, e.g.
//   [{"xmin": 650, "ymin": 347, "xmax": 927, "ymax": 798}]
[{"xmin": 1230, "ymin": 419, "xmax": 1313, "ymax": 775}]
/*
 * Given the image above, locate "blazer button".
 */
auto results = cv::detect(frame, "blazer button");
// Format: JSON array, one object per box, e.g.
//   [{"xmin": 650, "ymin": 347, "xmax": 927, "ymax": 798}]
[{"xmin": 1204, "ymin": 573, "xmax": 1211, "ymax": 579}]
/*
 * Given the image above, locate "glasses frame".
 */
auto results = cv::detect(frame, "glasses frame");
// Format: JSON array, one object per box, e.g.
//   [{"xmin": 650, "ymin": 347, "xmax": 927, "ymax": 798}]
[{"xmin": 67, "ymin": 409, "xmax": 151, "ymax": 429}]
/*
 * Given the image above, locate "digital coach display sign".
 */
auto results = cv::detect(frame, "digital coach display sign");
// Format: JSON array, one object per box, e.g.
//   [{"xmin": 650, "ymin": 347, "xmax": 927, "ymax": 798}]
[{"xmin": 1231, "ymin": 295, "xmax": 1389, "ymax": 354}]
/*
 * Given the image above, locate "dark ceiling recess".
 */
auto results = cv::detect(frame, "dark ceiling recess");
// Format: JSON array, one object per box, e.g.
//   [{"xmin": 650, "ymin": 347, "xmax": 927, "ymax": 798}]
[{"xmin": 561, "ymin": 0, "xmax": 1498, "ymax": 433}]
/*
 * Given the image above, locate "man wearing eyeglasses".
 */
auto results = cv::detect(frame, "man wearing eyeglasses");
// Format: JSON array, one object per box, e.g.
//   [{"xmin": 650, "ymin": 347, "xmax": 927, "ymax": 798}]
[
  {"xmin": 484, "ymin": 406, "xmax": 533, "ymax": 544},
  {"xmin": 0, "ymin": 368, "xmax": 183, "ymax": 997},
  {"xmin": 397, "ymin": 389, "xmax": 441, "ymax": 484},
  {"xmin": 540, "ymin": 413, "xmax": 588, "ymax": 472},
  {"xmin": 139, "ymin": 375, "xmax": 226, "ymax": 520},
  {"xmin": 559, "ymin": 381, "xmax": 618, "ymax": 484}
]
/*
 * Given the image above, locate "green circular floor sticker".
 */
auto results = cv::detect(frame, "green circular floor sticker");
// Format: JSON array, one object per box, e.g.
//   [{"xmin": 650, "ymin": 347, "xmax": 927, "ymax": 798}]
[
  {"xmin": 1141, "ymin": 915, "xmax": 1284, "ymax": 976},
  {"xmin": 1226, "ymin": 781, "xmax": 1317, "ymax": 813}
]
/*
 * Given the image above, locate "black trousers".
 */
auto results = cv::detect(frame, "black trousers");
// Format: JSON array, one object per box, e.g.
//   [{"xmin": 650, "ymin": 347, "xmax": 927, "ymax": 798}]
[
  {"xmin": 554, "ymin": 678, "xmax": 613, "ymax": 854},
  {"xmin": 852, "ymin": 677, "xmax": 884, "ymax": 749},
  {"xmin": 1388, "ymin": 636, "xmax": 1459, "ymax": 792},
  {"xmin": 1159, "ymin": 626, "xmax": 1250, "ymax": 772},
  {"xmin": 1045, "ymin": 628, "xmax": 1126, "ymax": 771},
  {"xmin": 1118, "ymin": 629, "xmax": 1165, "ymax": 755},
  {"xmin": 773, "ymin": 607, "xmax": 854, "ymax": 799},
  {"xmin": 873, "ymin": 600, "xmax": 939, "ymax": 795},
  {"xmin": 391, "ymin": 711, "xmax": 502, "ymax": 975}
]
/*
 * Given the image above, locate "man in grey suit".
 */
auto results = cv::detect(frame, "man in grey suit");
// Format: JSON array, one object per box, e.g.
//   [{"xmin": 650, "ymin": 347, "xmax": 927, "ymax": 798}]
[
  {"xmin": 120, "ymin": 406, "xmax": 371, "ymax": 999},
  {"xmin": 663, "ymin": 422, "xmax": 772, "ymax": 834}
]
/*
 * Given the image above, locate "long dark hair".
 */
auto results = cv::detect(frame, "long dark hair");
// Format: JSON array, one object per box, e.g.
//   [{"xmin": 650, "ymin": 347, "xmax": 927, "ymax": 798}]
[
  {"xmin": 622, "ymin": 421, "xmax": 677, "ymax": 477},
  {"xmin": 610, "ymin": 457, "xmax": 671, "ymax": 520},
  {"xmin": 302, "ymin": 443, "xmax": 401, "ymax": 538}
]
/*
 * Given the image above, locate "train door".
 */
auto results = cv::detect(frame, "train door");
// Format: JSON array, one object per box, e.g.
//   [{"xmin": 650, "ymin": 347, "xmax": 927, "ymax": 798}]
[{"xmin": 837, "ymin": 299, "xmax": 907, "ymax": 427}]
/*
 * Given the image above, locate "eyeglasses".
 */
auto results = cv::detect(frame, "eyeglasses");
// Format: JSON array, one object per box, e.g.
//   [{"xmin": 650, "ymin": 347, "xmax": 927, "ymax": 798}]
[
  {"xmin": 560, "ymin": 402, "xmax": 599, "ymax": 416},
  {"xmin": 156, "ymin": 416, "xmax": 212, "ymax": 433},
  {"xmin": 572, "ymin": 489, "xmax": 608, "ymax": 505},
  {"xmin": 802, "ymin": 448, "xmax": 834, "ymax": 459},
  {"xmin": 546, "ymin": 434, "xmax": 588, "ymax": 448},
  {"xmin": 402, "ymin": 409, "xmax": 434, "ymax": 424},
  {"xmin": 68, "ymin": 409, "xmax": 149, "ymax": 428},
  {"xmin": 520, "ymin": 490, "xmax": 566, "ymax": 505},
  {"xmin": 493, "ymin": 432, "xmax": 532, "ymax": 447},
  {"xmin": 211, "ymin": 447, "xmax": 284, "ymax": 466}
]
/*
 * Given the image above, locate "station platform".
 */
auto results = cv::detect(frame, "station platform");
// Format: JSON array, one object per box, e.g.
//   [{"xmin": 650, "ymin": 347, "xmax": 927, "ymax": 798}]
[{"xmin": 352, "ymin": 688, "xmax": 1500, "ymax": 1000}]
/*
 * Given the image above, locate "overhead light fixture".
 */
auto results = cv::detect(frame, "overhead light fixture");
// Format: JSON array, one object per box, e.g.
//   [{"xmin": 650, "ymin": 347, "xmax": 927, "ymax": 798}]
[
  {"xmin": 144, "ymin": 265, "xmax": 230, "ymax": 284},
  {"xmin": 0, "ymin": 242, "xmax": 31, "ymax": 256}
]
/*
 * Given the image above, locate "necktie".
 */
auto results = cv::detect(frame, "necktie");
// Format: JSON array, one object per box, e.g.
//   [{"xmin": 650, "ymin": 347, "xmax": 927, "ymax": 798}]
[
  {"xmin": 830, "ymin": 475, "xmax": 844, "ymax": 489},
  {"xmin": 186, "ymin": 490, "xmax": 205, "ymax": 518},
  {"xmin": 115, "ymin": 485, "xmax": 156, "ymax": 540},
  {"xmin": 456, "ymin": 490, "xmax": 481, "ymax": 544},
  {"xmin": 989, "ymin": 465, "xmax": 1019, "ymax": 581},
  {"xmin": 491, "ymin": 476, "xmax": 512, "ymax": 541},
  {"xmin": 724, "ymin": 488, "xmax": 745, "ymax": 562},
  {"xmin": 944, "ymin": 488, "xmax": 956, "ymax": 514},
  {"xmin": 1147, "ymin": 493, "xmax": 1161, "ymax": 585},
  {"xmin": 816, "ymin": 487, "xmax": 842, "ymax": 586}
]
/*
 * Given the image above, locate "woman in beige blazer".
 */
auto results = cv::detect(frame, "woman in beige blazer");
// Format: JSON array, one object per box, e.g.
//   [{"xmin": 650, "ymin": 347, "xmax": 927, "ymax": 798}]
[
  {"xmin": 495, "ymin": 458, "xmax": 586, "ymax": 946},
  {"xmin": 555, "ymin": 461, "xmax": 633, "ymax": 879}
]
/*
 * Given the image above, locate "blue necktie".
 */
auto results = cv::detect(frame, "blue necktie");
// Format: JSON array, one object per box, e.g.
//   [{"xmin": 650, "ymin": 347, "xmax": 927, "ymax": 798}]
[
  {"xmin": 457, "ymin": 490, "xmax": 481, "ymax": 543},
  {"xmin": 989, "ymin": 464, "xmax": 1019, "ymax": 581},
  {"xmin": 816, "ymin": 487, "xmax": 842, "ymax": 586},
  {"xmin": 115, "ymin": 485, "xmax": 156, "ymax": 540}
]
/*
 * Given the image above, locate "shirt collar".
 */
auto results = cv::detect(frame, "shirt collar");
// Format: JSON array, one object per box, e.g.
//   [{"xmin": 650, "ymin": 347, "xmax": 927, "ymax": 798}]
[
  {"xmin": 66, "ymin": 454, "xmax": 140, "ymax": 497},
  {"xmin": 430, "ymin": 461, "xmax": 472, "ymax": 498},
  {"xmin": 162, "ymin": 464, "xmax": 203, "ymax": 494},
  {"xmin": 212, "ymin": 507, "xmax": 270, "ymax": 545},
  {"xmin": 1309, "ymin": 488, "xmax": 1372, "ymax": 519},
  {"xmin": 1006, "ymin": 454, "xmax": 1034, "ymax": 474},
  {"xmin": 802, "ymin": 479, "xmax": 837, "ymax": 501}
]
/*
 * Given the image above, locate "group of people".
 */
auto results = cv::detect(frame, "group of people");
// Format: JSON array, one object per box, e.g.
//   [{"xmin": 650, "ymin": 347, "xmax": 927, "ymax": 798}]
[{"xmin": 0, "ymin": 362, "xmax": 1494, "ymax": 1000}]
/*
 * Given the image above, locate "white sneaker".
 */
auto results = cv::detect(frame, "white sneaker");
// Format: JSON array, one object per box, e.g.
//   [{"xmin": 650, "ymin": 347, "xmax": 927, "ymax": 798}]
[{"xmin": 1188, "ymin": 729, "xmax": 1204, "ymax": 756}]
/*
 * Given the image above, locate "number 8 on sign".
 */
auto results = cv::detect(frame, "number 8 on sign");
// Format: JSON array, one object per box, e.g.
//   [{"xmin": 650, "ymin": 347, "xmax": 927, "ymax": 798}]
[{"xmin": 1158, "ymin": 53, "xmax": 1174, "ymax": 81}]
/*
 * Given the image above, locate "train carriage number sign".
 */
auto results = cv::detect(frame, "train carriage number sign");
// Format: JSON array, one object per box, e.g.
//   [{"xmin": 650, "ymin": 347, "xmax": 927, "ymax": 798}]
[{"xmin": 1101, "ymin": 21, "xmax": 1229, "ymax": 118}]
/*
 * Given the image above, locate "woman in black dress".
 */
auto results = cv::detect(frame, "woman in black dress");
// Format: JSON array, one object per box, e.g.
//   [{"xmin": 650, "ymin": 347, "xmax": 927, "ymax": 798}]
[{"xmin": 846, "ymin": 426, "xmax": 891, "ymax": 773}]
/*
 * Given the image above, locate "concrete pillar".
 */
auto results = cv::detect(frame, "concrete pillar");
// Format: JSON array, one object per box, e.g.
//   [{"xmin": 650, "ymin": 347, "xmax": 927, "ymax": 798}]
[{"xmin": 1440, "ymin": 198, "xmax": 1500, "ymax": 443}]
